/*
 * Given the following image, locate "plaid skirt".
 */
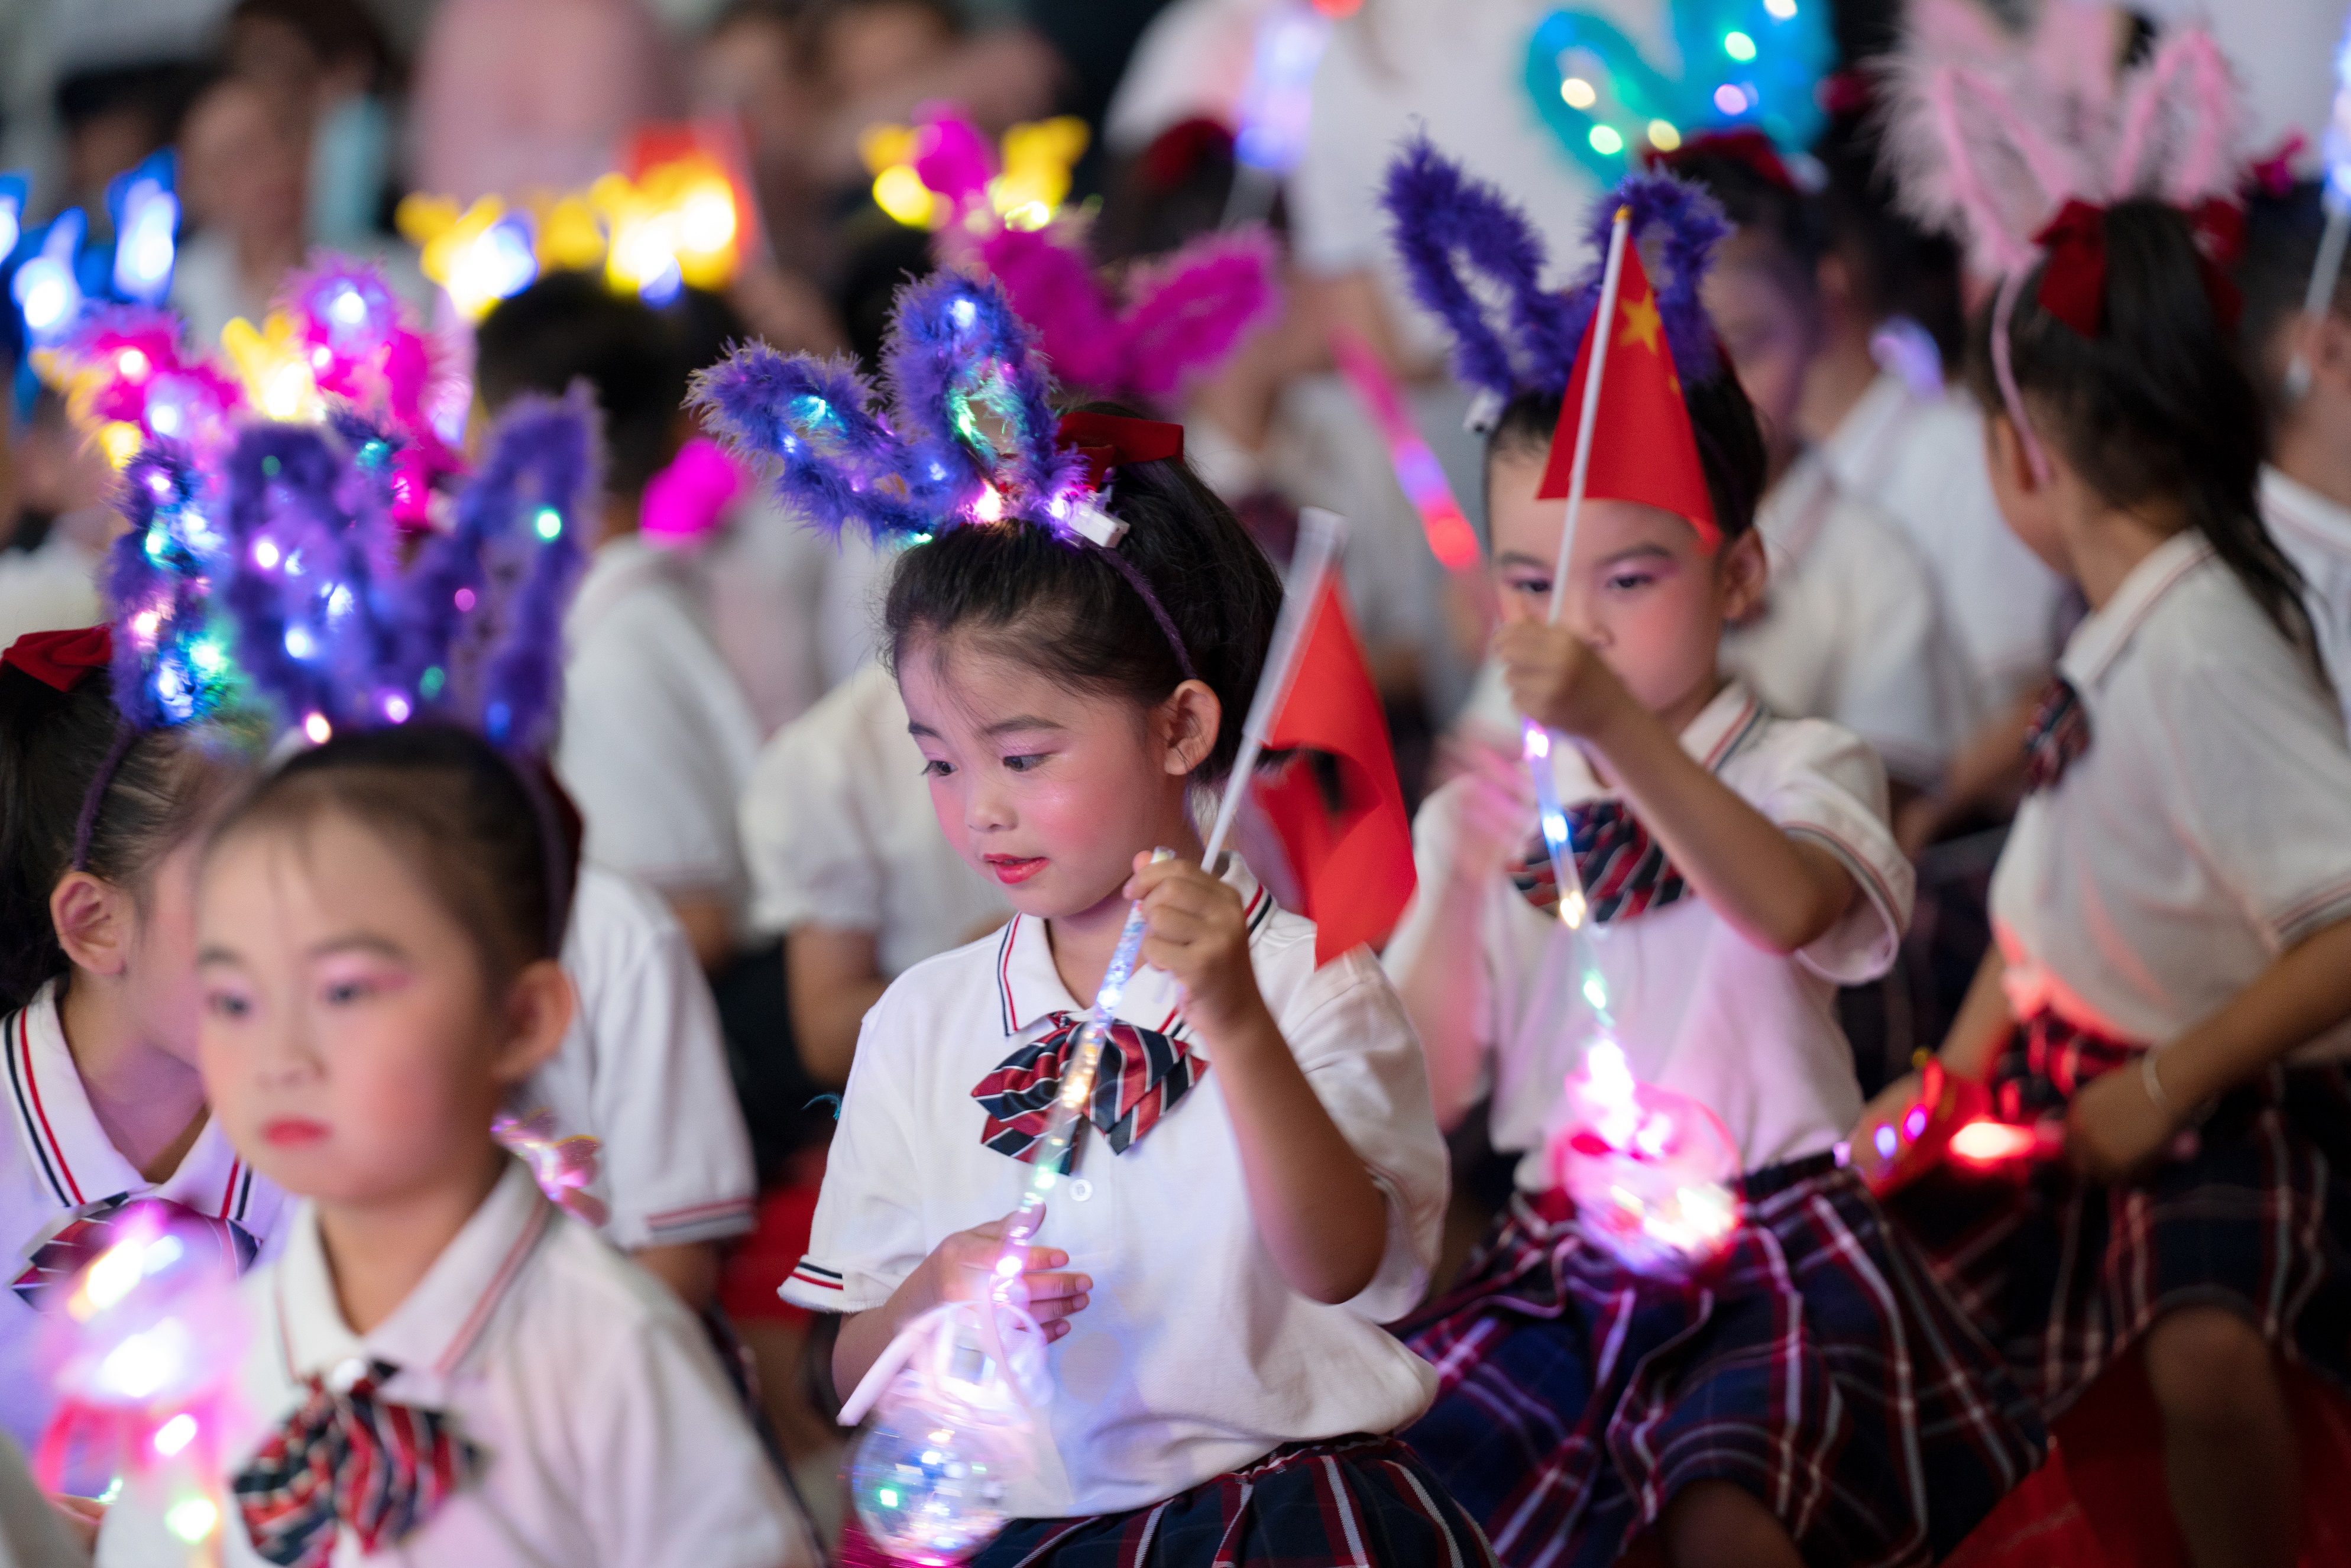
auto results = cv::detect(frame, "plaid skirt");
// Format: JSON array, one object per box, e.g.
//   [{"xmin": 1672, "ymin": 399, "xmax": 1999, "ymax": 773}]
[
  {"xmin": 964, "ymin": 1434, "xmax": 1498, "ymax": 1568},
  {"xmin": 1890, "ymin": 1015, "xmax": 2351, "ymax": 1416},
  {"xmin": 1399, "ymin": 1158, "xmax": 2046, "ymax": 1568}
]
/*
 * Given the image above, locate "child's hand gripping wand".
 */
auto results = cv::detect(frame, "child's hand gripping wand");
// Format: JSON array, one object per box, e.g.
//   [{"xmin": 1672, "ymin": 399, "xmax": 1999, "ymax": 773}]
[
  {"xmin": 840, "ymin": 509, "xmax": 1347, "ymax": 1564},
  {"xmin": 1524, "ymin": 208, "xmax": 1741, "ymax": 1278}
]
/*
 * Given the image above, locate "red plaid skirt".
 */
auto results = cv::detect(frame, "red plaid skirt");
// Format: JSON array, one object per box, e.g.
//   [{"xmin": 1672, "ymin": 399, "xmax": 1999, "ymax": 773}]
[
  {"xmin": 944, "ymin": 1434, "xmax": 1496, "ymax": 1568},
  {"xmin": 1890, "ymin": 1016, "xmax": 2351, "ymax": 1415},
  {"xmin": 1400, "ymin": 1159, "xmax": 2045, "ymax": 1568}
]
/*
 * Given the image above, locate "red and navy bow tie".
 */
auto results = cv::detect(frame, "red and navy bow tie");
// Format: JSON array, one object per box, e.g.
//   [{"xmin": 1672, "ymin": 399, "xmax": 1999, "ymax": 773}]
[
  {"xmin": 2023, "ymin": 676, "xmax": 2091, "ymax": 793},
  {"xmin": 12, "ymin": 1194, "xmax": 258, "ymax": 1311},
  {"xmin": 232, "ymin": 1360, "xmax": 481, "ymax": 1567},
  {"xmin": 973, "ymin": 1013, "xmax": 1205, "ymax": 1168},
  {"xmin": 1512, "ymin": 798, "xmax": 1689, "ymax": 924}
]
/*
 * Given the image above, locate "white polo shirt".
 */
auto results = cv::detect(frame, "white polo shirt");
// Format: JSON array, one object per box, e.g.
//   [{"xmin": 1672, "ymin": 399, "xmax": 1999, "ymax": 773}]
[
  {"xmin": 1721, "ymin": 450, "xmax": 1977, "ymax": 787},
  {"xmin": 558, "ymin": 534, "xmax": 763, "ymax": 921},
  {"xmin": 524, "ymin": 865, "xmax": 756, "ymax": 1251},
  {"xmin": 739, "ymin": 663, "xmax": 1008, "ymax": 977},
  {"xmin": 2, "ymin": 983, "xmax": 287, "ymax": 1472},
  {"xmin": 1993, "ymin": 532, "xmax": 2351, "ymax": 1058},
  {"xmin": 781, "ymin": 862, "xmax": 1447, "ymax": 1517},
  {"xmin": 1386, "ymin": 681, "xmax": 1912, "ymax": 1187},
  {"xmin": 2261, "ymin": 465, "xmax": 2351, "ymax": 738},
  {"xmin": 1819, "ymin": 373, "xmax": 2067, "ymax": 717},
  {"xmin": 96, "ymin": 1160, "xmax": 815, "ymax": 1568}
]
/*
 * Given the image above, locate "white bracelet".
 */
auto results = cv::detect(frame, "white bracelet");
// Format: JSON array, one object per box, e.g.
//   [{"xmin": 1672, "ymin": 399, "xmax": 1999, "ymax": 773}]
[{"xmin": 2140, "ymin": 1049, "xmax": 2180, "ymax": 1117}]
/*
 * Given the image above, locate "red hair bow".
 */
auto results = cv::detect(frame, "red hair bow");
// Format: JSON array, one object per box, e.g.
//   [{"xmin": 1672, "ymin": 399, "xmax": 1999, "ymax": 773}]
[
  {"xmin": 2, "ymin": 626, "xmax": 112, "ymax": 692},
  {"xmin": 1057, "ymin": 411, "xmax": 1185, "ymax": 490},
  {"xmin": 2034, "ymin": 198, "xmax": 2243, "ymax": 338}
]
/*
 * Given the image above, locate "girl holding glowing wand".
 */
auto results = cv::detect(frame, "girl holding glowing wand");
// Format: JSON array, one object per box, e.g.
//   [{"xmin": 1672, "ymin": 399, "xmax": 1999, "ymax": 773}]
[{"xmin": 1378, "ymin": 142, "xmax": 2044, "ymax": 1568}]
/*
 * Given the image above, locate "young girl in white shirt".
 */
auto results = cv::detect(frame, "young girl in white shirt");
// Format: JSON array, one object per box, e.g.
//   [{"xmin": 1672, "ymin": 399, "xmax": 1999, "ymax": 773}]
[
  {"xmin": 1381, "ymin": 143, "xmax": 2043, "ymax": 1568},
  {"xmin": 0, "ymin": 627, "xmax": 281, "ymax": 1490},
  {"xmin": 97, "ymin": 723, "xmax": 812, "ymax": 1568},
  {"xmin": 701, "ymin": 271, "xmax": 1481, "ymax": 1566},
  {"xmin": 1856, "ymin": 197, "xmax": 2351, "ymax": 1568}
]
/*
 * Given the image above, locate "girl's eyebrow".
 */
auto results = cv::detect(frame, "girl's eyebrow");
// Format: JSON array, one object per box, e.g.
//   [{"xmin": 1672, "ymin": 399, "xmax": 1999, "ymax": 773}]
[
  {"xmin": 307, "ymin": 934, "xmax": 409, "ymax": 961},
  {"xmin": 196, "ymin": 945, "xmax": 244, "ymax": 969},
  {"xmin": 1494, "ymin": 550, "xmax": 1552, "ymax": 572},
  {"xmin": 983, "ymin": 715, "xmax": 1066, "ymax": 737},
  {"xmin": 1599, "ymin": 543, "xmax": 1676, "ymax": 566}
]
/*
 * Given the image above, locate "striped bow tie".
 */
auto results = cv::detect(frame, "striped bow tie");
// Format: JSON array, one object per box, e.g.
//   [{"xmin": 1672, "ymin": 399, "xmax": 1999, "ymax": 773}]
[
  {"xmin": 2023, "ymin": 675, "xmax": 2091, "ymax": 793},
  {"xmin": 232, "ymin": 1360, "xmax": 481, "ymax": 1568},
  {"xmin": 974, "ymin": 1014, "xmax": 1205, "ymax": 1168},
  {"xmin": 1511, "ymin": 798, "xmax": 1689, "ymax": 924},
  {"xmin": 12, "ymin": 1194, "xmax": 257, "ymax": 1311}
]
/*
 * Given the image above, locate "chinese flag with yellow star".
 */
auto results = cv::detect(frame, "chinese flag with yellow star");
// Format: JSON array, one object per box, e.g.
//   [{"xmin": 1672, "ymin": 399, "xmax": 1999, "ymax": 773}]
[{"xmin": 1536, "ymin": 239, "xmax": 1718, "ymax": 549}]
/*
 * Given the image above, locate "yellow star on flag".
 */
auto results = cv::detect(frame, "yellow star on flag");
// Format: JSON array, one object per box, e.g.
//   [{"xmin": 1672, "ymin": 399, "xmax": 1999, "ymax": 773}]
[{"xmin": 1616, "ymin": 293, "xmax": 1663, "ymax": 357}]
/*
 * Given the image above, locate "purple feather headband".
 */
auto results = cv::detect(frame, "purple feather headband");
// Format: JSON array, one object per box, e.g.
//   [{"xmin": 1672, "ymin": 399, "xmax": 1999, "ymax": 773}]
[
  {"xmin": 212, "ymin": 390, "xmax": 595, "ymax": 753},
  {"xmin": 691, "ymin": 270, "xmax": 1199, "ymax": 675},
  {"xmin": 1382, "ymin": 135, "xmax": 1728, "ymax": 406}
]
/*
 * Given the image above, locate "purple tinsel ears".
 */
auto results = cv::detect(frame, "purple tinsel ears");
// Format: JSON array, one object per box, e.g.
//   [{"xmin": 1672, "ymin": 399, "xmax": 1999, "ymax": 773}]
[
  {"xmin": 1382, "ymin": 135, "xmax": 1729, "ymax": 404},
  {"xmin": 689, "ymin": 271, "xmax": 1108, "ymax": 547},
  {"xmin": 213, "ymin": 389, "xmax": 595, "ymax": 753}
]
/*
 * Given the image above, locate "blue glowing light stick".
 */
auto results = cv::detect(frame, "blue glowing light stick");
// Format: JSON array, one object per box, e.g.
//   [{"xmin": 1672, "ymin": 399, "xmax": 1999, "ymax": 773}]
[{"xmin": 107, "ymin": 151, "xmax": 178, "ymax": 306}]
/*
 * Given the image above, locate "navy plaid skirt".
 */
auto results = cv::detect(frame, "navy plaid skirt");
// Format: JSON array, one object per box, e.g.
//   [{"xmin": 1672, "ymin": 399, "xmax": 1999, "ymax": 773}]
[
  {"xmin": 1890, "ymin": 1018, "xmax": 2351, "ymax": 1415},
  {"xmin": 1398, "ymin": 1159, "xmax": 2045, "ymax": 1568},
  {"xmin": 967, "ymin": 1434, "xmax": 1498, "ymax": 1568}
]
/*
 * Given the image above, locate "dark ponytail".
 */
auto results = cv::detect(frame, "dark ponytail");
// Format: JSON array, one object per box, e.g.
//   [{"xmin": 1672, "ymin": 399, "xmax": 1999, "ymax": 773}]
[
  {"xmin": 882, "ymin": 401, "xmax": 1284, "ymax": 782},
  {"xmin": 1965, "ymin": 199, "xmax": 2321, "ymax": 677},
  {"xmin": 0, "ymin": 666, "xmax": 256, "ymax": 1014},
  {"xmin": 1484, "ymin": 365, "xmax": 1770, "ymax": 545}
]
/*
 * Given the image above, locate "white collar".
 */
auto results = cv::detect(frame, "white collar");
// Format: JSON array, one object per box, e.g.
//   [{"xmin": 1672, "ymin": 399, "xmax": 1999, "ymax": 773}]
[
  {"xmin": 2057, "ymin": 530, "xmax": 2215, "ymax": 691},
  {"xmin": 2262, "ymin": 465, "xmax": 2351, "ymax": 560},
  {"xmin": 4, "ymin": 981, "xmax": 260, "ymax": 1223},
  {"xmin": 1548, "ymin": 678, "xmax": 1768, "ymax": 801},
  {"xmin": 993, "ymin": 858, "xmax": 1278, "ymax": 1040},
  {"xmin": 273, "ymin": 1159, "xmax": 553, "ymax": 1404}
]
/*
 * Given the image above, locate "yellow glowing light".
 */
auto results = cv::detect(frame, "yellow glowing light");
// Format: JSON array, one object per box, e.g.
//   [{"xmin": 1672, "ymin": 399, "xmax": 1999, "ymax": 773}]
[
  {"xmin": 1589, "ymin": 125, "xmax": 1625, "ymax": 155},
  {"xmin": 534, "ymin": 193, "xmax": 608, "ymax": 273},
  {"xmin": 1001, "ymin": 200, "xmax": 1053, "ymax": 232},
  {"xmin": 222, "ymin": 313, "xmax": 319, "ymax": 422},
  {"xmin": 872, "ymin": 164, "xmax": 937, "ymax": 228},
  {"xmin": 1561, "ymin": 76, "xmax": 1598, "ymax": 109},
  {"xmin": 400, "ymin": 194, "xmax": 534, "ymax": 320},
  {"xmin": 97, "ymin": 422, "xmax": 143, "ymax": 468},
  {"xmin": 598, "ymin": 154, "xmax": 744, "ymax": 295},
  {"xmin": 164, "ymin": 1497, "xmax": 218, "ymax": 1544},
  {"xmin": 992, "ymin": 115, "xmax": 1089, "ymax": 220},
  {"xmin": 1648, "ymin": 120, "xmax": 1682, "ymax": 151}
]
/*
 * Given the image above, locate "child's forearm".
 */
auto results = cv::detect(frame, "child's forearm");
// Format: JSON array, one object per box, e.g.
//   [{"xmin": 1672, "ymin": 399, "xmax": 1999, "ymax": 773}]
[
  {"xmin": 1386, "ymin": 880, "xmax": 1491, "ymax": 1132},
  {"xmin": 831, "ymin": 1266, "xmax": 940, "ymax": 1398},
  {"xmin": 1588, "ymin": 700, "xmax": 1856, "ymax": 954},
  {"xmin": 1937, "ymin": 948, "xmax": 2015, "ymax": 1081},
  {"xmin": 2152, "ymin": 919, "xmax": 2351, "ymax": 1106},
  {"xmin": 1213, "ymin": 1001, "xmax": 1391, "ymax": 1304}
]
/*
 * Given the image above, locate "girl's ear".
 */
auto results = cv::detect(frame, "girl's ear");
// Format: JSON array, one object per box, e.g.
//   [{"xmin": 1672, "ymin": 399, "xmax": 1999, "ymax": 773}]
[
  {"xmin": 1160, "ymin": 679, "xmax": 1225, "ymax": 777},
  {"xmin": 490, "ymin": 959, "xmax": 574, "ymax": 1086},
  {"xmin": 51, "ymin": 872, "xmax": 134, "ymax": 979},
  {"xmin": 1715, "ymin": 529, "xmax": 1770, "ymax": 626}
]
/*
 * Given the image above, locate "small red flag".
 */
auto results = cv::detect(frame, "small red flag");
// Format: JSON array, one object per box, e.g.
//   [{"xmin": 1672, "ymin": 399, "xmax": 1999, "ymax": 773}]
[
  {"xmin": 1536, "ymin": 239, "xmax": 1718, "ymax": 549},
  {"xmin": 1250, "ymin": 576, "xmax": 1416, "ymax": 964}
]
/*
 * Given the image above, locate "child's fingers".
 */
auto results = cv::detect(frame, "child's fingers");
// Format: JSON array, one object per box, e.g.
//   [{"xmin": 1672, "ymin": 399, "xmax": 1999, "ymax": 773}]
[
  {"xmin": 1023, "ymin": 1269, "xmax": 1092, "ymax": 1301},
  {"xmin": 1031, "ymin": 1292, "xmax": 1091, "ymax": 1327}
]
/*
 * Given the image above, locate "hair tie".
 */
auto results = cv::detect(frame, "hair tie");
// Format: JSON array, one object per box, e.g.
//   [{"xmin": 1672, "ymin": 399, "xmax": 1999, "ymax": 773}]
[{"xmin": 2, "ymin": 626, "xmax": 113, "ymax": 692}]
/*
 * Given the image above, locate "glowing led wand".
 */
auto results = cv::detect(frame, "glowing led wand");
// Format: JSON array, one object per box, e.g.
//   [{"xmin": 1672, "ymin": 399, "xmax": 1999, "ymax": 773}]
[{"xmin": 1523, "ymin": 205, "xmax": 1631, "ymax": 972}]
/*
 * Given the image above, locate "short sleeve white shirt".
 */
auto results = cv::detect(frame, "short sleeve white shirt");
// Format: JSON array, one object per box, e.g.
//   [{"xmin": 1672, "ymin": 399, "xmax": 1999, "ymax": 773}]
[
  {"xmin": 780, "ymin": 862, "xmax": 1447, "ymax": 1517},
  {"xmin": 1721, "ymin": 451, "xmax": 1976, "ymax": 786},
  {"xmin": 557, "ymin": 535, "xmax": 763, "ymax": 915},
  {"xmin": 1385, "ymin": 681, "xmax": 1912, "ymax": 1186},
  {"xmin": 519, "ymin": 865, "xmax": 756, "ymax": 1250},
  {"xmin": 739, "ymin": 663, "xmax": 1008, "ymax": 974},
  {"xmin": 96, "ymin": 1161, "xmax": 815, "ymax": 1568},
  {"xmin": 688, "ymin": 491, "xmax": 836, "ymax": 738},
  {"xmin": 1993, "ymin": 533, "xmax": 2351, "ymax": 1057},
  {"xmin": 1820, "ymin": 373, "xmax": 2067, "ymax": 715},
  {"xmin": 2261, "ymin": 465, "xmax": 2351, "ymax": 738},
  {"xmin": 2, "ymin": 984, "xmax": 287, "ymax": 1475}
]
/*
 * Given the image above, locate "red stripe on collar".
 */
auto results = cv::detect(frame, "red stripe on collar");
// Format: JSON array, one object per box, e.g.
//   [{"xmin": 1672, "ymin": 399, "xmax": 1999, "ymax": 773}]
[
  {"xmin": 435, "ymin": 1193, "xmax": 555, "ymax": 1377},
  {"xmin": 15, "ymin": 1011, "xmax": 82, "ymax": 1206}
]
